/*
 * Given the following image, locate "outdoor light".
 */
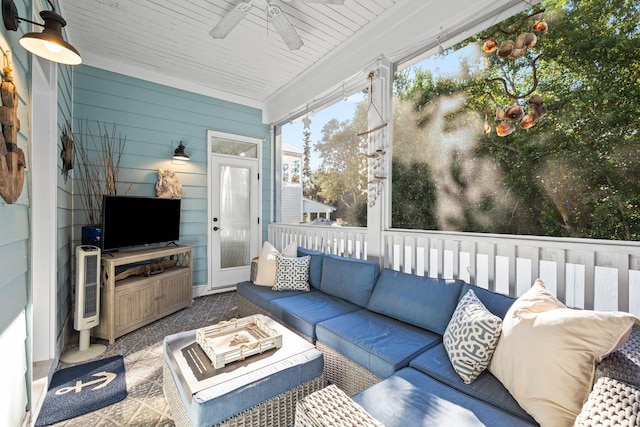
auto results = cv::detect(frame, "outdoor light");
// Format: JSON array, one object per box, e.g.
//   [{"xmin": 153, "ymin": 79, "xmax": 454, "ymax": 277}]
[
  {"xmin": 2, "ymin": 0, "xmax": 82, "ymax": 65},
  {"xmin": 173, "ymin": 141, "xmax": 190, "ymax": 161}
]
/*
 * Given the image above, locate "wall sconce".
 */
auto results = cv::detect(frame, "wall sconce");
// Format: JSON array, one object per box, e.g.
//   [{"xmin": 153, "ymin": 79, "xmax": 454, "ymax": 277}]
[
  {"xmin": 2, "ymin": 0, "xmax": 82, "ymax": 65},
  {"xmin": 173, "ymin": 141, "xmax": 190, "ymax": 161}
]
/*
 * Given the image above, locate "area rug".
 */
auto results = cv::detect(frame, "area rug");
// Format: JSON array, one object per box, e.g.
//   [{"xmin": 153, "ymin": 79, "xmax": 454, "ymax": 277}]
[{"xmin": 35, "ymin": 355, "xmax": 127, "ymax": 426}]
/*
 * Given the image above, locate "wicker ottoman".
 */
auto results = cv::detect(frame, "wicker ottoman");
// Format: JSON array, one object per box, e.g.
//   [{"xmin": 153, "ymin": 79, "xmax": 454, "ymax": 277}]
[
  {"xmin": 163, "ymin": 315, "xmax": 325, "ymax": 427},
  {"xmin": 295, "ymin": 384, "xmax": 384, "ymax": 427}
]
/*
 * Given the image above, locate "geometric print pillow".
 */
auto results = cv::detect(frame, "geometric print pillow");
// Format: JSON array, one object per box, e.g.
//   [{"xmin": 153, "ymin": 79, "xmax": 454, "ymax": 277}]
[
  {"xmin": 273, "ymin": 255, "xmax": 311, "ymax": 291},
  {"xmin": 443, "ymin": 289, "xmax": 503, "ymax": 384}
]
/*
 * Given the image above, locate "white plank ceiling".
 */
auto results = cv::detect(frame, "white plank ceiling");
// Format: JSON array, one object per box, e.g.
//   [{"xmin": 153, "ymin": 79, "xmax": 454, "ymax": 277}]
[
  {"xmin": 58, "ymin": 0, "xmax": 401, "ymax": 107},
  {"xmin": 57, "ymin": 0, "xmax": 534, "ymax": 121}
]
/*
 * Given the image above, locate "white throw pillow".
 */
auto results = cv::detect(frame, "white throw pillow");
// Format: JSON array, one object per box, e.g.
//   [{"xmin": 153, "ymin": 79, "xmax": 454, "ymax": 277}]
[
  {"xmin": 489, "ymin": 279, "xmax": 637, "ymax": 427},
  {"xmin": 444, "ymin": 289, "xmax": 502, "ymax": 384},
  {"xmin": 254, "ymin": 241, "xmax": 297, "ymax": 286}
]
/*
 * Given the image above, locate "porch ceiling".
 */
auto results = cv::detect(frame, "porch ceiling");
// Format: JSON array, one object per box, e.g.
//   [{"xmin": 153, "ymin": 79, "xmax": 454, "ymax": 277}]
[{"xmin": 57, "ymin": 0, "xmax": 532, "ymax": 119}]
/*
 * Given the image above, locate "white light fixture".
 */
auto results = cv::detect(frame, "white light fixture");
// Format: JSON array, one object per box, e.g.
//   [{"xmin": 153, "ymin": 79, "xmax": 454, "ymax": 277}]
[{"xmin": 2, "ymin": 0, "xmax": 81, "ymax": 65}]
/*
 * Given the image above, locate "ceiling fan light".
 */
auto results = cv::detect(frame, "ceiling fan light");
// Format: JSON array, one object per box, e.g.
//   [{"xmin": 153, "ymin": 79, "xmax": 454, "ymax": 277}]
[
  {"xmin": 267, "ymin": 4, "xmax": 303, "ymax": 50},
  {"xmin": 210, "ymin": 2, "xmax": 252, "ymax": 39}
]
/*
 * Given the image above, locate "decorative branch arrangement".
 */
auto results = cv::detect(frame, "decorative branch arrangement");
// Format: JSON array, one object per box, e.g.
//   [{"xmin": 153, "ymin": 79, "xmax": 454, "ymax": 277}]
[
  {"xmin": 482, "ymin": 9, "xmax": 549, "ymax": 136},
  {"xmin": 75, "ymin": 120, "xmax": 128, "ymax": 226}
]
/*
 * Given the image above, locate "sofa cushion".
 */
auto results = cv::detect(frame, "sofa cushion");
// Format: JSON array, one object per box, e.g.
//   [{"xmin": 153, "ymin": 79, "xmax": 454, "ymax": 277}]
[
  {"xmin": 297, "ymin": 247, "xmax": 324, "ymax": 289},
  {"xmin": 459, "ymin": 283, "xmax": 516, "ymax": 319},
  {"xmin": 316, "ymin": 309, "xmax": 440, "ymax": 379},
  {"xmin": 268, "ymin": 292, "xmax": 360, "ymax": 340},
  {"xmin": 236, "ymin": 281, "xmax": 309, "ymax": 312},
  {"xmin": 254, "ymin": 241, "xmax": 297, "ymax": 286},
  {"xmin": 489, "ymin": 279, "xmax": 637, "ymax": 427},
  {"xmin": 352, "ymin": 368, "xmax": 538, "ymax": 427},
  {"xmin": 273, "ymin": 255, "xmax": 311, "ymax": 291},
  {"xmin": 444, "ymin": 289, "xmax": 502, "ymax": 384},
  {"xmin": 410, "ymin": 344, "xmax": 536, "ymax": 424},
  {"xmin": 367, "ymin": 269, "xmax": 464, "ymax": 335},
  {"xmin": 319, "ymin": 254, "xmax": 380, "ymax": 307}
]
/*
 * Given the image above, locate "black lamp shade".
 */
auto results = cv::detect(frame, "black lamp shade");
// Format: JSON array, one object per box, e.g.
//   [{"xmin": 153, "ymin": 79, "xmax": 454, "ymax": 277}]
[
  {"xmin": 19, "ymin": 11, "xmax": 82, "ymax": 65},
  {"xmin": 173, "ymin": 142, "xmax": 190, "ymax": 160}
]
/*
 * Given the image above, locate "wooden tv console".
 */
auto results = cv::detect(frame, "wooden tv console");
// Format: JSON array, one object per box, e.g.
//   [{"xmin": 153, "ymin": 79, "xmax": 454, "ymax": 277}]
[{"xmin": 93, "ymin": 245, "xmax": 193, "ymax": 344}]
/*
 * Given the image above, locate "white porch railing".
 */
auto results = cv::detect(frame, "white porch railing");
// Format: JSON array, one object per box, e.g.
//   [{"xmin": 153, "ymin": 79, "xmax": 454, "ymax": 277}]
[{"xmin": 269, "ymin": 223, "xmax": 640, "ymax": 317}]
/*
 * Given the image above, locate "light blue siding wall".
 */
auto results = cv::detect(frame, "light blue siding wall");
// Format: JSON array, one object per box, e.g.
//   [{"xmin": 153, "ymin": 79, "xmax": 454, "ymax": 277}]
[
  {"xmin": 0, "ymin": 0, "xmax": 31, "ymax": 423},
  {"xmin": 0, "ymin": 0, "xmax": 30, "ymax": 347},
  {"xmin": 72, "ymin": 66, "xmax": 270, "ymax": 287}
]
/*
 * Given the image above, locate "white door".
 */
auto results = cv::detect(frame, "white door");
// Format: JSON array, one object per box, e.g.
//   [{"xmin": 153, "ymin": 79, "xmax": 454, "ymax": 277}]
[{"xmin": 208, "ymin": 131, "xmax": 261, "ymax": 291}]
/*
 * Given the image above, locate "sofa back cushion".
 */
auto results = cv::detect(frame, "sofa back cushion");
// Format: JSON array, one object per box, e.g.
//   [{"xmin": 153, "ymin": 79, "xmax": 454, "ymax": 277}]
[
  {"xmin": 459, "ymin": 283, "xmax": 516, "ymax": 319},
  {"xmin": 297, "ymin": 247, "xmax": 324, "ymax": 289},
  {"xmin": 367, "ymin": 269, "xmax": 464, "ymax": 335},
  {"xmin": 319, "ymin": 254, "xmax": 380, "ymax": 307}
]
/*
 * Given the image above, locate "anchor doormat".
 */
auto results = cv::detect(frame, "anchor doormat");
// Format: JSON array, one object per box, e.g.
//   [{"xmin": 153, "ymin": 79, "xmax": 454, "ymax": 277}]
[{"xmin": 35, "ymin": 355, "xmax": 127, "ymax": 426}]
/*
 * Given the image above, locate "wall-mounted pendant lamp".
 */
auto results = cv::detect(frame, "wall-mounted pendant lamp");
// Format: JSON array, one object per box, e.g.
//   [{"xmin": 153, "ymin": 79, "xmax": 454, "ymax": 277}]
[
  {"xmin": 2, "ymin": 0, "xmax": 82, "ymax": 65},
  {"xmin": 173, "ymin": 141, "xmax": 190, "ymax": 161}
]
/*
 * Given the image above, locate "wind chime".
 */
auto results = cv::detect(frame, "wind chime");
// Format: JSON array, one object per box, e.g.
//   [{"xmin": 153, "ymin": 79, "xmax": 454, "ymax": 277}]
[
  {"xmin": 358, "ymin": 71, "xmax": 388, "ymax": 207},
  {"xmin": 482, "ymin": 9, "xmax": 549, "ymax": 136}
]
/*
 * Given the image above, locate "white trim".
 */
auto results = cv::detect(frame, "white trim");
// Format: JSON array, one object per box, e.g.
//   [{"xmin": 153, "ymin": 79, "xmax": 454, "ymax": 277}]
[
  {"xmin": 31, "ymin": 56, "xmax": 58, "ymax": 362},
  {"xmin": 207, "ymin": 130, "xmax": 263, "ymax": 291}
]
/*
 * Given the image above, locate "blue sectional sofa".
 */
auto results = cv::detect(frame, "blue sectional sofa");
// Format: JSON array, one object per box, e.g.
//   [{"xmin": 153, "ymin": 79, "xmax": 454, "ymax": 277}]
[{"xmin": 236, "ymin": 247, "xmax": 640, "ymax": 426}]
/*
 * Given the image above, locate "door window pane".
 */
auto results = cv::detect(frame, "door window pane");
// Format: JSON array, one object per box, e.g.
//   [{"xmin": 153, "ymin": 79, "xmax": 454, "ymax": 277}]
[{"xmin": 220, "ymin": 165, "xmax": 251, "ymax": 268}]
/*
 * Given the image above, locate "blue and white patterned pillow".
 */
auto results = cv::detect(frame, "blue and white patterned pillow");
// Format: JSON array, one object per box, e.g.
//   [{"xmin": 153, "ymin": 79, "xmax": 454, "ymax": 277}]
[
  {"xmin": 444, "ymin": 289, "xmax": 503, "ymax": 384},
  {"xmin": 273, "ymin": 255, "xmax": 311, "ymax": 291}
]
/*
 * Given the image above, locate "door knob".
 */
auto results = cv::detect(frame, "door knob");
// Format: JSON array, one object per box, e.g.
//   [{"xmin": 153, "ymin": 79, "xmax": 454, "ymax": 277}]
[{"xmin": 213, "ymin": 226, "xmax": 221, "ymax": 231}]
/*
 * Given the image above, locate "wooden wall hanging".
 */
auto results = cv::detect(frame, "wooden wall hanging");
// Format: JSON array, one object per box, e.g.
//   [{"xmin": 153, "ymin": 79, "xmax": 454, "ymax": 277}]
[
  {"xmin": 60, "ymin": 120, "xmax": 73, "ymax": 182},
  {"xmin": 0, "ymin": 52, "xmax": 25, "ymax": 204}
]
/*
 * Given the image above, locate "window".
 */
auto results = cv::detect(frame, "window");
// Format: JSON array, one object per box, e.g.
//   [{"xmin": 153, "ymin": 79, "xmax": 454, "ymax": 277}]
[
  {"xmin": 279, "ymin": 92, "xmax": 368, "ymax": 226},
  {"xmin": 391, "ymin": 0, "xmax": 640, "ymax": 241}
]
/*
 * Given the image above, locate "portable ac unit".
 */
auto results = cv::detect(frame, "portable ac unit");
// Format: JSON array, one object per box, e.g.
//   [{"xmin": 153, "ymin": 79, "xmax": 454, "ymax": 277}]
[
  {"xmin": 75, "ymin": 245, "xmax": 100, "ymax": 330},
  {"xmin": 61, "ymin": 245, "xmax": 106, "ymax": 363}
]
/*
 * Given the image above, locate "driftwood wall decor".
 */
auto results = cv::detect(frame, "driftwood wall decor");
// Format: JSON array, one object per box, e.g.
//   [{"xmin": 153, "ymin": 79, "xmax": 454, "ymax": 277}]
[
  {"xmin": 156, "ymin": 168, "xmax": 182, "ymax": 199},
  {"xmin": 0, "ymin": 53, "xmax": 25, "ymax": 204}
]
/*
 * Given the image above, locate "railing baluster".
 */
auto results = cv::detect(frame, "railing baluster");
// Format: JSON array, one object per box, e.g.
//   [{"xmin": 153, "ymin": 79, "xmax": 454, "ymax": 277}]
[{"xmin": 268, "ymin": 224, "xmax": 640, "ymax": 316}]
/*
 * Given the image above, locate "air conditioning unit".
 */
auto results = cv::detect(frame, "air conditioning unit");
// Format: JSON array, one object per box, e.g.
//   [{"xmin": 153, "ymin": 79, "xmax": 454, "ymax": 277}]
[{"xmin": 61, "ymin": 245, "xmax": 106, "ymax": 363}]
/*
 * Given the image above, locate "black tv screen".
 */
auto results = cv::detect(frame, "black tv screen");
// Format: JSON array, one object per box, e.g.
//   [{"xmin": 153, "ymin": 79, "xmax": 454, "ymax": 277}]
[{"xmin": 101, "ymin": 195, "xmax": 181, "ymax": 252}]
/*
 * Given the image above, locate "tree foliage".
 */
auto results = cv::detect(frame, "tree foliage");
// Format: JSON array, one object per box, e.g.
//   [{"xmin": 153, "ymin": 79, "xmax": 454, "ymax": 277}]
[
  {"xmin": 391, "ymin": 0, "xmax": 640, "ymax": 241},
  {"xmin": 313, "ymin": 102, "xmax": 368, "ymax": 226}
]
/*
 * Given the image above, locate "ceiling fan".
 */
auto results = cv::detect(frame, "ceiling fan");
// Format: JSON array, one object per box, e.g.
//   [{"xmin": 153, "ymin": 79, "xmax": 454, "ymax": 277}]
[{"xmin": 210, "ymin": 0, "xmax": 345, "ymax": 51}]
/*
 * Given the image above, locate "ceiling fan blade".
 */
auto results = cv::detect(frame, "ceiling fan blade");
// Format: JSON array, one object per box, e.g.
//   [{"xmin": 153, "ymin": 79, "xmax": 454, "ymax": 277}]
[
  {"xmin": 284, "ymin": 0, "xmax": 345, "ymax": 4},
  {"xmin": 267, "ymin": 4, "xmax": 303, "ymax": 50},
  {"xmin": 210, "ymin": 2, "xmax": 252, "ymax": 39},
  {"xmin": 302, "ymin": 0, "xmax": 345, "ymax": 4}
]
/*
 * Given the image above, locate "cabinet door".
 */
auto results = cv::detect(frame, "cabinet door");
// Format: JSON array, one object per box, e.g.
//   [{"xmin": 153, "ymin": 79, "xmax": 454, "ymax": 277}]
[
  {"xmin": 114, "ymin": 279, "xmax": 158, "ymax": 337},
  {"xmin": 158, "ymin": 269, "xmax": 192, "ymax": 317}
]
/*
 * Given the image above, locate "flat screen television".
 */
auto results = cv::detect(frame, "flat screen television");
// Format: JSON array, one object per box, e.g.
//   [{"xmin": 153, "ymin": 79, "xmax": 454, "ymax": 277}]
[{"xmin": 101, "ymin": 195, "xmax": 181, "ymax": 252}]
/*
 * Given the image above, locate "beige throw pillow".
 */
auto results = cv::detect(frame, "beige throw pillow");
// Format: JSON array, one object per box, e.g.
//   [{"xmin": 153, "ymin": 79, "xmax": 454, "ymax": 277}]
[
  {"xmin": 488, "ymin": 279, "xmax": 637, "ymax": 427},
  {"xmin": 254, "ymin": 241, "xmax": 297, "ymax": 286}
]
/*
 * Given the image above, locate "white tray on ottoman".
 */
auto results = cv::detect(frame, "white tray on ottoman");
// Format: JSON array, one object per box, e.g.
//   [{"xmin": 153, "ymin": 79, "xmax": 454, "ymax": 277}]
[
  {"xmin": 196, "ymin": 316, "xmax": 282, "ymax": 369},
  {"xmin": 163, "ymin": 314, "xmax": 325, "ymax": 427}
]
